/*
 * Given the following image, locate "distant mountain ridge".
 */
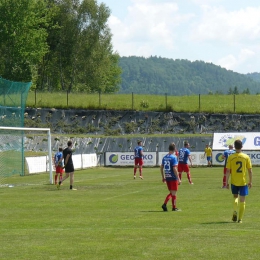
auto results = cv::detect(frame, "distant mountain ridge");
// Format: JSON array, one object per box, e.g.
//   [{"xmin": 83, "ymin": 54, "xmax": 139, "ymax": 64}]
[
  {"xmin": 247, "ymin": 72, "xmax": 260, "ymax": 82},
  {"xmin": 118, "ymin": 56, "xmax": 260, "ymax": 95}
]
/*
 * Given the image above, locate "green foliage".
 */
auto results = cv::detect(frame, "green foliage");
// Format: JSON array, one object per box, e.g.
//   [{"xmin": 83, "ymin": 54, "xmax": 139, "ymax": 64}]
[
  {"xmin": 140, "ymin": 100, "xmax": 149, "ymax": 108},
  {"xmin": 37, "ymin": 0, "xmax": 121, "ymax": 93},
  {"xmin": 119, "ymin": 56, "xmax": 260, "ymax": 95},
  {"xmin": 124, "ymin": 121, "xmax": 137, "ymax": 134},
  {"xmin": 0, "ymin": 0, "xmax": 121, "ymax": 93},
  {"xmin": 0, "ymin": 0, "xmax": 51, "ymax": 81}
]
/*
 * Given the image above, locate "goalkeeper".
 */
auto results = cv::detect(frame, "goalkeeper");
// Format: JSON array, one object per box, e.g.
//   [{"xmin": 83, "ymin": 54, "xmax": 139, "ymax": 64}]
[{"xmin": 54, "ymin": 147, "xmax": 64, "ymax": 185}]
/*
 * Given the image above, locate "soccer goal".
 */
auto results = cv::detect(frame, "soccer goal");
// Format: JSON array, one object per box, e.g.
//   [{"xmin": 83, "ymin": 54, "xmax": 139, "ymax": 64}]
[{"xmin": 0, "ymin": 126, "xmax": 53, "ymax": 187}]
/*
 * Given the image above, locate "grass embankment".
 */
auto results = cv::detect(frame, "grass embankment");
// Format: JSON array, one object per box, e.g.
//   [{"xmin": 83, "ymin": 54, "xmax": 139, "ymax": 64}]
[{"xmin": 26, "ymin": 92, "xmax": 260, "ymax": 114}]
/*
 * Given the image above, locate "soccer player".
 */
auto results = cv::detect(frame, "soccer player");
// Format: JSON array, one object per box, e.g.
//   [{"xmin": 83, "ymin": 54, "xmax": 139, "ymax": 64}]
[
  {"xmin": 54, "ymin": 147, "xmax": 64, "ymax": 185},
  {"xmin": 204, "ymin": 144, "xmax": 212, "ymax": 167},
  {"xmin": 222, "ymin": 144, "xmax": 235, "ymax": 188},
  {"xmin": 161, "ymin": 142, "xmax": 181, "ymax": 211},
  {"xmin": 57, "ymin": 140, "xmax": 76, "ymax": 190},
  {"xmin": 226, "ymin": 139, "xmax": 252, "ymax": 223},
  {"xmin": 178, "ymin": 141, "xmax": 193, "ymax": 184},
  {"xmin": 133, "ymin": 140, "xmax": 144, "ymax": 179}
]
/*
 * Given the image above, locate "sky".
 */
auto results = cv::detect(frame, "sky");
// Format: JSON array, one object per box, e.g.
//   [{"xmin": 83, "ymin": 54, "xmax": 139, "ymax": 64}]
[{"xmin": 97, "ymin": 0, "xmax": 260, "ymax": 74}]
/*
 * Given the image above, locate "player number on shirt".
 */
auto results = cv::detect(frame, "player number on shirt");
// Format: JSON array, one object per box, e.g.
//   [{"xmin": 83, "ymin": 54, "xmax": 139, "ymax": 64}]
[
  {"xmin": 235, "ymin": 161, "xmax": 242, "ymax": 173},
  {"xmin": 164, "ymin": 161, "xmax": 170, "ymax": 170}
]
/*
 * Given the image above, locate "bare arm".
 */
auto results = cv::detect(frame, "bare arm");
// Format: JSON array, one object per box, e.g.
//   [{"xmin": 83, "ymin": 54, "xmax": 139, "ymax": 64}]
[
  {"xmin": 160, "ymin": 165, "xmax": 165, "ymax": 182},
  {"xmin": 173, "ymin": 165, "xmax": 181, "ymax": 184},
  {"xmin": 248, "ymin": 168, "xmax": 252, "ymax": 188},
  {"xmin": 226, "ymin": 168, "xmax": 231, "ymax": 189},
  {"xmin": 188, "ymin": 155, "xmax": 193, "ymax": 166}
]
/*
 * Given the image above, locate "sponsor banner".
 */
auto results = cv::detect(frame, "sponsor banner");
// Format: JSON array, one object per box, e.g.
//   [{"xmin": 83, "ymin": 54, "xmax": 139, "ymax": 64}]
[
  {"xmin": 82, "ymin": 154, "xmax": 97, "ymax": 168},
  {"xmin": 105, "ymin": 152, "xmax": 156, "ymax": 166},
  {"xmin": 213, "ymin": 133, "xmax": 260, "ymax": 150},
  {"xmin": 26, "ymin": 156, "xmax": 48, "ymax": 174},
  {"xmin": 26, "ymin": 153, "xmax": 97, "ymax": 174},
  {"xmin": 74, "ymin": 153, "xmax": 97, "ymax": 169},
  {"xmin": 213, "ymin": 151, "xmax": 260, "ymax": 166}
]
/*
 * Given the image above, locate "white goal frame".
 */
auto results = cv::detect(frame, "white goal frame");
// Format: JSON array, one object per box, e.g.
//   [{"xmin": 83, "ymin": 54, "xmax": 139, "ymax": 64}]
[{"xmin": 0, "ymin": 126, "xmax": 53, "ymax": 184}]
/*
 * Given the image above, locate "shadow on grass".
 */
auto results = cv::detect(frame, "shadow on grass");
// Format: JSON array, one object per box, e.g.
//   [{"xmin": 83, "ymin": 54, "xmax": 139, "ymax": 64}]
[
  {"xmin": 201, "ymin": 221, "xmax": 232, "ymax": 224},
  {"xmin": 140, "ymin": 210, "xmax": 171, "ymax": 213}
]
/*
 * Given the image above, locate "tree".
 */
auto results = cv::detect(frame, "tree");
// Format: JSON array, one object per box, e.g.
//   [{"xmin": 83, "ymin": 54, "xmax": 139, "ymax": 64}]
[
  {"xmin": 233, "ymin": 86, "xmax": 239, "ymax": 94},
  {"xmin": 37, "ymin": 0, "xmax": 121, "ymax": 93},
  {"xmin": 228, "ymin": 87, "xmax": 233, "ymax": 95},
  {"xmin": 0, "ymin": 0, "xmax": 51, "ymax": 81},
  {"xmin": 242, "ymin": 88, "xmax": 250, "ymax": 94}
]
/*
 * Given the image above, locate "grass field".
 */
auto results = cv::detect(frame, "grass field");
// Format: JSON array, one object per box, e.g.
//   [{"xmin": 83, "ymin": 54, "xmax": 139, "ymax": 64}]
[{"xmin": 1, "ymin": 166, "xmax": 259, "ymax": 260}]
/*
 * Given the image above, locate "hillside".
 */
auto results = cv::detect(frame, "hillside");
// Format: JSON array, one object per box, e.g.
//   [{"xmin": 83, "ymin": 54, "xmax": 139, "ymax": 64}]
[
  {"xmin": 118, "ymin": 56, "xmax": 260, "ymax": 95},
  {"xmin": 247, "ymin": 72, "xmax": 260, "ymax": 82}
]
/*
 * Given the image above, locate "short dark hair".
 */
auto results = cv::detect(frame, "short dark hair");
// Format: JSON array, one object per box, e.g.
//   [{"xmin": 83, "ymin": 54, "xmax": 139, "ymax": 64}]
[
  {"xmin": 67, "ymin": 140, "xmax": 72, "ymax": 147},
  {"xmin": 234, "ymin": 139, "xmax": 242, "ymax": 150},
  {"xmin": 184, "ymin": 141, "xmax": 189, "ymax": 147},
  {"xmin": 59, "ymin": 147, "xmax": 63, "ymax": 152},
  {"xmin": 169, "ymin": 142, "xmax": 176, "ymax": 152},
  {"xmin": 138, "ymin": 141, "xmax": 142, "ymax": 145}
]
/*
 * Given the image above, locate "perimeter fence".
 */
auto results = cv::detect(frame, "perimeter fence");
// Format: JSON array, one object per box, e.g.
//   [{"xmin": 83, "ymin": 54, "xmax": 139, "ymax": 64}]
[{"xmin": 26, "ymin": 90, "xmax": 260, "ymax": 114}]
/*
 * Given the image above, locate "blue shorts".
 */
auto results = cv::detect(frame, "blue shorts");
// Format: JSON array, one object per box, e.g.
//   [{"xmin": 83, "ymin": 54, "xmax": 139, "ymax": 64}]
[
  {"xmin": 231, "ymin": 184, "xmax": 249, "ymax": 196},
  {"xmin": 207, "ymin": 156, "xmax": 211, "ymax": 162}
]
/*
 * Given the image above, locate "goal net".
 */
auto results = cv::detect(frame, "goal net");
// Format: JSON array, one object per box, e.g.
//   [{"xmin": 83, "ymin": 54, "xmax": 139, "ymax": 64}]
[{"xmin": 0, "ymin": 126, "xmax": 53, "ymax": 187}]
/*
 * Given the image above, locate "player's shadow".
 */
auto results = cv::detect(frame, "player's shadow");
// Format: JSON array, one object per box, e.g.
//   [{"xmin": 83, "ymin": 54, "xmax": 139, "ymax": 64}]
[
  {"xmin": 201, "ymin": 221, "xmax": 232, "ymax": 224},
  {"xmin": 140, "ymin": 210, "xmax": 169, "ymax": 213}
]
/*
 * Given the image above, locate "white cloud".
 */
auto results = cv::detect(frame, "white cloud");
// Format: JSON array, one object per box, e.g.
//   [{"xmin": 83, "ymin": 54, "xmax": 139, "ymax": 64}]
[
  {"xmin": 217, "ymin": 48, "xmax": 255, "ymax": 71},
  {"xmin": 108, "ymin": 0, "xmax": 194, "ymax": 56},
  {"xmin": 191, "ymin": 6, "xmax": 260, "ymax": 44}
]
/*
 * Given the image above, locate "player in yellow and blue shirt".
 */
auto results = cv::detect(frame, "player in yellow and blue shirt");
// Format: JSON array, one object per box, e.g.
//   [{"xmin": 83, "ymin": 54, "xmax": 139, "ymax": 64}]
[
  {"xmin": 204, "ymin": 144, "xmax": 212, "ymax": 167},
  {"xmin": 226, "ymin": 139, "xmax": 252, "ymax": 223}
]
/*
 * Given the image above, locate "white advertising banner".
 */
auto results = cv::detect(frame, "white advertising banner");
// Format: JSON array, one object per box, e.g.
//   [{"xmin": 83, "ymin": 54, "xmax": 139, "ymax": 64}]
[
  {"xmin": 158, "ymin": 152, "xmax": 207, "ymax": 166},
  {"xmin": 105, "ymin": 152, "xmax": 156, "ymax": 166},
  {"xmin": 26, "ymin": 153, "xmax": 97, "ymax": 174},
  {"xmin": 82, "ymin": 154, "xmax": 97, "ymax": 168},
  {"xmin": 213, "ymin": 150, "xmax": 260, "ymax": 166},
  {"xmin": 26, "ymin": 156, "xmax": 47, "ymax": 174},
  {"xmin": 213, "ymin": 132, "xmax": 260, "ymax": 150}
]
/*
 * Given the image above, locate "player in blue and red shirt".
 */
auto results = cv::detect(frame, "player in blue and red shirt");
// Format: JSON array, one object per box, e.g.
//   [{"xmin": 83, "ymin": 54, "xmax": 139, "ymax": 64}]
[
  {"xmin": 54, "ymin": 147, "xmax": 64, "ymax": 185},
  {"xmin": 222, "ymin": 144, "xmax": 235, "ymax": 188},
  {"xmin": 161, "ymin": 142, "xmax": 181, "ymax": 211},
  {"xmin": 134, "ymin": 141, "xmax": 144, "ymax": 179},
  {"xmin": 178, "ymin": 141, "xmax": 193, "ymax": 184}
]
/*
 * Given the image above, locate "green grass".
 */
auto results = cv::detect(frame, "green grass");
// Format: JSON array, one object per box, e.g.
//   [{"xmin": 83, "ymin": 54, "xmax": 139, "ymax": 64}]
[
  {"xmin": 26, "ymin": 92, "xmax": 260, "ymax": 114},
  {"xmin": 1, "ymin": 167, "xmax": 259, "ymax": 259}
]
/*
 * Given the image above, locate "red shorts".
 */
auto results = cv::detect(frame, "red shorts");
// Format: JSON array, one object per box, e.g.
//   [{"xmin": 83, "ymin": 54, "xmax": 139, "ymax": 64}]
[
  {"xmin": 134, "ymin": 158, "xmax": 143, "ymax": 166},
  {"xmin": 55, "ymin": 165, "xmax": 64, "ymax": 174},
  {"xmin": 166, "ymin": 180, "xmax": 178, "ymax": 191},
  {"xmin": 178, "ymin": 164, "xmax": 189, "ymax": 173}
]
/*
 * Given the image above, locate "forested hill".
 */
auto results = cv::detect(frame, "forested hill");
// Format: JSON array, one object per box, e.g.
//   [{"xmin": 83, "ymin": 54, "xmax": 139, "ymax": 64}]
[
  {"xmin": 247, "ymin": 72, "xmax": 260, "ymax": 82},
  {"xmin": 118, "ymin": 56, "xmax": 260, "ymax": 95}
]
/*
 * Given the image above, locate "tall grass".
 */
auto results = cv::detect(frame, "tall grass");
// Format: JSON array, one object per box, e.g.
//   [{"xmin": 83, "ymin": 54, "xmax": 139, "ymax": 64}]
[
  {"xmin": 1, "ymin": 167, "xmax": 260, "ymax": 260},
  {"xmin": 26, "ymin": 92, "xmax": 260, "ymax": 113}
]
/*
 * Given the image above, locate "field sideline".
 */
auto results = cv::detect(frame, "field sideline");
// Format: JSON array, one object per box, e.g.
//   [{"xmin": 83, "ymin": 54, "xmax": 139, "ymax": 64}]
[{"xmin": 1, "ymin": 166, "xmax": 260, "ymax": 260}]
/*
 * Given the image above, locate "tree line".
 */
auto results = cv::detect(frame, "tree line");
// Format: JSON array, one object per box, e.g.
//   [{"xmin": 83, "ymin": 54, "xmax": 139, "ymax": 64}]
[
  {"xmin": 0, "ymin": 0, "xmax": 121, "ymax": 93},
  {"xmin": 1, "ymin": 1, "xmax": 260, "ymax": 96},
  {"xmin": 118, "ymin": 56, "xmax": 260, "ymax": 95}
]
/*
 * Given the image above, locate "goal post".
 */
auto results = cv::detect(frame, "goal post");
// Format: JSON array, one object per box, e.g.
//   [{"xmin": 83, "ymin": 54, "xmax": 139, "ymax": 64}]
[{"xmin": 0, "ymin": 126, "xmax": 53, "ymax": 185}]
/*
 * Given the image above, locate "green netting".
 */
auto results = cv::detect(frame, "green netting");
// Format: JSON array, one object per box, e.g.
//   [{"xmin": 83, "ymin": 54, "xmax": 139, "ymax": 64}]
[
  {"xmin": 0, "ymin": 77, "xmax": 31, "ymax": 127},
  {"xmin": 0, "ymin": 77, "xmax": 31, "ymax": 184}
]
